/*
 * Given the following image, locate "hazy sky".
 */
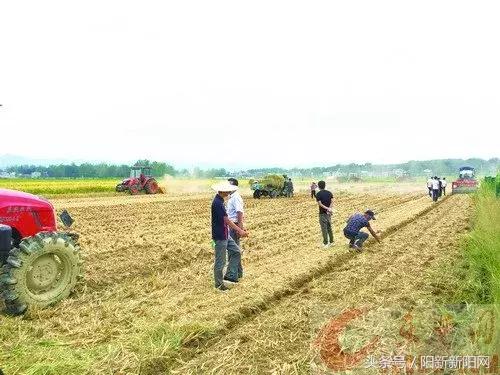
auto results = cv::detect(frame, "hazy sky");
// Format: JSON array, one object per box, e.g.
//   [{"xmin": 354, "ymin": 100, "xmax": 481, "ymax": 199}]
[{"xmin": 1, "ymin": 1, "xmax": 499, "ymax": 168}]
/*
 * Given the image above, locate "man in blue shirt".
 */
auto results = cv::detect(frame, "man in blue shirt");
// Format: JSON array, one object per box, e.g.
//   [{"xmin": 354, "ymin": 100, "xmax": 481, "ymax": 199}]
[
  {"xmin": 343, "ymin": 210, "xmax": 381, "ymax": 251},
  {"xmin": 211, "ymin": 182, "xmax": 248, "ymax": 290}
]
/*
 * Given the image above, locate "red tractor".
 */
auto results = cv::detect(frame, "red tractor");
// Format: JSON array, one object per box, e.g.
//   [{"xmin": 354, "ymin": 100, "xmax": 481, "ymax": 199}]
[
  {"xmin": 0, "ymin": 189, "xmax": 83, "ymax": 315},
  {"xmin": 452, "ymin": 166, "xmax": 479, "ymax": 194},
  {"xmin": 115, "ymin": 166, "xmax": 163, "ymax": 194}
]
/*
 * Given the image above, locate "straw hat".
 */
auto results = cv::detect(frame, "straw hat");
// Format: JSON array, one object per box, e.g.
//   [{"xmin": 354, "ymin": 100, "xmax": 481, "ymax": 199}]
[{"xmin": 211, "ymin": 182, "xmax": 238, "ymax": 192}]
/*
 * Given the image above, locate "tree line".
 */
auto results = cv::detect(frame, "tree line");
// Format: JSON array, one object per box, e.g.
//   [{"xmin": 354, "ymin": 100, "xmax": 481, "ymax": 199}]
[
  {"xmin": 1, "ymin": 158, "xmax": 498, "ymax": 178},
  {"xmin": 2, "ymin": 160, "xmax": 232, "ymax": 179},
  {"xmin": 3, "ymin": 160, "xmax": 177, "ymax": 178},
  {"xmin": 246, "ymin": 158, "xmax": 499, "ymax": 177}
]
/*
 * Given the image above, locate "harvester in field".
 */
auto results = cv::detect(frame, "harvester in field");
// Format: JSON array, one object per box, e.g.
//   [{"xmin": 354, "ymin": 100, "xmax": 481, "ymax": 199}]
[
  {"xmin": 116, "ymin": 166, "xmax": 164, "ymax": 195},
  {"xmin": 451, "ymin": 166, "xmax": 479, "ymax": 194},
  {"xmin": 0, "ymin": 189, "xmax": 83, "ymax": 315},
  {"xmin": 250, "ymin": 174, "xmax": 291, "ymax": 199}
]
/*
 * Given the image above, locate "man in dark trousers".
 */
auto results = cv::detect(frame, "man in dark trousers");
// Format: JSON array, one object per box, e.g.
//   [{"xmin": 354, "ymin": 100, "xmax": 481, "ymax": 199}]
[
  {"xmin": 226, "ymin": 178, "xmax": 245, "ymax": 281},
  {"xmin": 431, "ymin": 176, "xmax": 440, "ymax": 202},
  {"xmin": 211, "ymin": 182, "xmax": 248, "ymax": 290},
  {"xmin": 287, "ymin": 178, "xmax": 294, "ymax": 197},
  {"xmin": 343, "ymin": 210, "xmax": 381, "ymax": 251},
  {"xmin": 427, "ymin": 176, "xmax": 433, "ymax": 197},
  {"xmin": 441, "ymin": 177, "xmax": 447, "ymax": 195},
  {"xmin": 316, "ymin": 180, "xmax": 334, "ymax": 248},
  {"xmin": 310, "ymin": 182, "xmax": 318, "ymax": 198}
]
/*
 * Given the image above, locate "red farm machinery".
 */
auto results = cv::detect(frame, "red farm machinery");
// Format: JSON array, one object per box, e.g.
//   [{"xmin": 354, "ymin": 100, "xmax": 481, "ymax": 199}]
[
  {"xmin": 115, "ymin": 166, "xmax": 164, "ymax": 195},
  {"xmin": 452, "ymin": 166, "xmax": 479, "ymax": 194},
  {"xmin": 0, "ymin": 189, "xmax": 83, "ymax": 315}
]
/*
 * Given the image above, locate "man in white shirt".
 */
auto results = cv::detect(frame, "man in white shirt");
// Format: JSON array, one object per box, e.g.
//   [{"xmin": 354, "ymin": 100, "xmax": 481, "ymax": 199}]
[
  {"xmin": 441, "ymin": 177, "xmax": 447, "ymax": 195},
  {"xmin": 225, "ymin": 178, "xmax": 245, "ymax": 282},
  {"xmin": 426, "ymin": 177, "xmax": 433, "ymax": 197},
  {"xmin": 431, "ymin": 177, "xmax": 440, "ymax": 202}
]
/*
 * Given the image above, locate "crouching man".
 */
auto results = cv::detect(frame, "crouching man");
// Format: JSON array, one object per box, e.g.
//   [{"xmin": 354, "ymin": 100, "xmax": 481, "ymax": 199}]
[
  {"xmin": 343, "ymin": 210, "xmax": 381, "ymax": 251},
  {"xmin": 211, "ymin": 182, "xmax": 248, "ymax": 291}
]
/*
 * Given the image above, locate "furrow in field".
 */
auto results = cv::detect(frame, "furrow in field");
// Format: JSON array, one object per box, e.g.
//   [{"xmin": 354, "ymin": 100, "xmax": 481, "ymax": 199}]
[
  {"xmin": 0, "ymin": 191, "xmax": 442, "ymax": 375},
  {"xmin": 27, "ymin": 193, "xmax": 435, "ymax": 355},
  {"xmin": 173, "ymin": 195, "xmax": 471, "ymax": 374},
  {"xmin": 68, "ymin": 193, "xmax": 410, "ymax": 289}
]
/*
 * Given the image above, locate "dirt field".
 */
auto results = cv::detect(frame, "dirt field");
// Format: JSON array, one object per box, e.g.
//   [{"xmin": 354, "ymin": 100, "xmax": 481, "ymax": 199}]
[{"xmin": 0, "ymin": 187, "xmax": 474, "ymax": 374}]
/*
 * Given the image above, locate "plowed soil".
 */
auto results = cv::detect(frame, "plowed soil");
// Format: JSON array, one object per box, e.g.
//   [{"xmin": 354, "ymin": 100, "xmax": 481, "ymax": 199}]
[{"xmin": 0, "ymin": 191, "xmax": 471, "ymax": 375}]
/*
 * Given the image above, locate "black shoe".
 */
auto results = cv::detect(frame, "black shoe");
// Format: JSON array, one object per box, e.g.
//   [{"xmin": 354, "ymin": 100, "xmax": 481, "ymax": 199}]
[
  {"xmin": 216, "ymin": 284, "xmax": 229, "ymax": 291},
  {"xmin": 223, "ymin": 277, "xmax": 238, "ymax": 283}
]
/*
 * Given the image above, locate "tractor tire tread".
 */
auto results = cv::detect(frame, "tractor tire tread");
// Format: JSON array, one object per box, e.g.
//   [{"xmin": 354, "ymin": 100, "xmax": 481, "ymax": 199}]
[{"xmin": 0, "ymin": 232, "xmax": 83, "ymax": 315}]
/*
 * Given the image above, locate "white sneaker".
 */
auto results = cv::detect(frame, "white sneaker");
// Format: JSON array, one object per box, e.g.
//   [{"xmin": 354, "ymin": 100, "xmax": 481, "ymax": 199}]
[
  {"xmin": 222, "ymin": 280, "xmax": 236, "ymax": 289},
  {"xmin": 323, "ymin": 244, "xmax": 329, "ymax": 248}
]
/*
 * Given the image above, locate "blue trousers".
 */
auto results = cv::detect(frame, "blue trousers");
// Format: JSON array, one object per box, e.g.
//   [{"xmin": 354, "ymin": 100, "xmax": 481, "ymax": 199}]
[
  {"xmin": 228, "ymin": 227, "xmax": 244, "ymax": 278},
  {"xmin": 343, "ymin": 229, "xmax": 369, "ymax": 247},
  {"xmin": 214, "ymin": 237, "xmax": 241, "ymax": 287}
]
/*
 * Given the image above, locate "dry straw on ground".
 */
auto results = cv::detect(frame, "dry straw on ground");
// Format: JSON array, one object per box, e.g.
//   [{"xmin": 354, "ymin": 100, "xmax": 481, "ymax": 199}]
[{"xmin": 0, "ymin": 188, "xmax": 476, "ymax": 374}]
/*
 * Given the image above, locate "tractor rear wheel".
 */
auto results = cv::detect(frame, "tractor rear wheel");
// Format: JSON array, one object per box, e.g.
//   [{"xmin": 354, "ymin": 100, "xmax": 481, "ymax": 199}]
[
  {"xmin": 0, "ymin": 232, "xmax": 83, "ymax": 315},
  {"xmin": 129, "ymin": 184, "xmax": 140, "ymax": 195},
  {"xmin": 145, "ymin": 179, "xmax": 159, "ymax": 194}
]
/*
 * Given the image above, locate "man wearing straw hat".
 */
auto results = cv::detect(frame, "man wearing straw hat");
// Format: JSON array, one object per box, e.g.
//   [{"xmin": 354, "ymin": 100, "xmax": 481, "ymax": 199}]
[{"xmin": 211, "ymin": 181, "xmax": 248, "ymax": 290}]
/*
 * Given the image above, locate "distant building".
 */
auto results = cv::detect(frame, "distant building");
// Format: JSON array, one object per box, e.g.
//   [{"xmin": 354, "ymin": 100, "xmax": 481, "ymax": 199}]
[
  {"xmin": 31, "ymin": 171, "xmax": 42, "ymax": 178},
  {"xmin": 392, "ymin": 169, "xmax": 408, "ymax": 177},
  {"xmin": 360, "ymin": 170, "xmax": 375, "ymax": 178},
  {"xmin": 0, "ymin": 172, "xmax": 16, "ymax": 178}
]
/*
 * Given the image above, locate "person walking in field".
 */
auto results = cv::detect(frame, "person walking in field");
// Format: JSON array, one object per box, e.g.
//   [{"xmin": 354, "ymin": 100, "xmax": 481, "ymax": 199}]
[
  {"xmin": 211, "ymin": 182, "xmax": 248, "ymax": 291},
  {"xmin": 316, "ymin": 180, "xmax": 334, "ymax": 248},
  {"xmin": 287, "ymin": 178, "xmax": 294, "ymax": 197},
  {"xmin": 438, "ymin": 177, "xmax": 443, "ymax": 198},
  {"xmin": 441, "ymin": 177, "xmax": 447, "ymax": 195},
  {"xmin": 283, "ymin": 178, "xmax": 290, "ymax": 197},
  {"xmin": 343, "ymin": 210, "xmax": 381, "ymax": 251},
  {"xmin": 225, "ymin": 178, "xmax": 245, "ymax": 282},
  {"xmin": 431, "ymin": 176, "xmax": 440, "ymax": 202},
  {"xmin": 427, "ymin": 177, "xmax": 433, "ymax": 197},
  {"xmin": 311, "ymin": 182, "xmax": 318, "ymax": 198}
]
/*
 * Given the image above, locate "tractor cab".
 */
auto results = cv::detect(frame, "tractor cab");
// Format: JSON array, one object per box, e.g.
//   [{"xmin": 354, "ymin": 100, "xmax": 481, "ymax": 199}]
[
  {"xmin": 458, "ymin": 167, "xmax": 475, "ymax": 180},
  {"xmin": 130, "ymin": 166, "xmax": 152, "ymax": 180},
  {"xmin": 251, "ymin": 181, "xmax": 261, "ymax": 190}
]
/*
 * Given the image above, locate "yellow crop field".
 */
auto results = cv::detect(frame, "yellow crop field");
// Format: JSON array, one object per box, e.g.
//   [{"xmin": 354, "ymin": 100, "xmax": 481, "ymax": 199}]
[
  {"xmin": 1, "ymin": 187, "xmax": 487, "ymax": 374},
  {"xmin": 0, "ymin": 178, "xmax": 118, "ymax": 196}
]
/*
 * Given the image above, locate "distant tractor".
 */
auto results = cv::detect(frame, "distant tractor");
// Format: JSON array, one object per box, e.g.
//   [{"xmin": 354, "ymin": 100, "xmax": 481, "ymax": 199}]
[
  {"xmin": 250, "ymin": 174, "xmax": 291, "ymax": 199},
  {"xmin": 116, "ymin": 166, "xmax": 163, "ymax": 195},
  {"xmin": 452, "ymin": 166, "xmax": 479, "ymax": 194},
  {"xmin": 0, "ymin": 189, "xmax": 83, "ymax": 315}
]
